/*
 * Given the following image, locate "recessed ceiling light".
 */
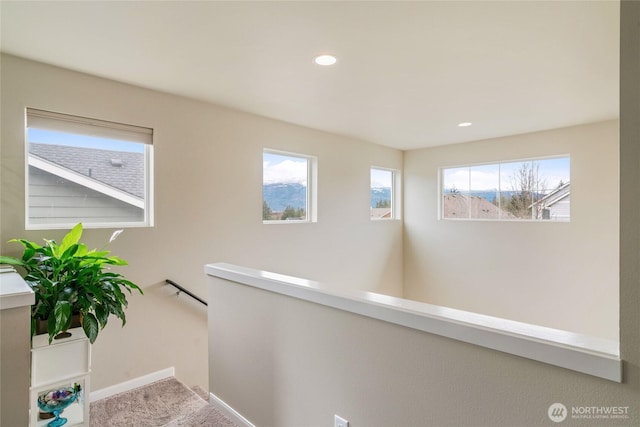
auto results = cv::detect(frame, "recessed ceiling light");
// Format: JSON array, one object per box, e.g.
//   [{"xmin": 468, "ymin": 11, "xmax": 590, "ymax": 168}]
[
  {"xmin": 458, "ymin": 122, "xmax": 473, "ymax": 127},
  {"xmin": 314, "ymin": 54, "xmax": 337, "ymax": 66}
]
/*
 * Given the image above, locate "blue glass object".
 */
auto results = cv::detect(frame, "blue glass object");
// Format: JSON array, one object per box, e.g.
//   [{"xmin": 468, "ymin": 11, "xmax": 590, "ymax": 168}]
[{"xmin": 37, "ymin": 385, "xmax": 80, "ymax": 427}]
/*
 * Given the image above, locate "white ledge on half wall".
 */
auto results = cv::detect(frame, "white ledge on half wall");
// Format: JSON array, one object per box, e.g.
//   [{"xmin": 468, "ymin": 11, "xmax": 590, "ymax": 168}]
[
  {"xmin": 0, "ymin": 267, "xmax": 35, "ymax": 310},
  {"xmin": 205, "ymin": 262, "xmax": 622, "ymax": 383}
]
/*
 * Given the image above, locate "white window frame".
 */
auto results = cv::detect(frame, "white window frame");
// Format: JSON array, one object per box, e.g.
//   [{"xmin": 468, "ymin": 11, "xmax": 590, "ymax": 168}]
[
  {"xmin": 25, "ymin": 108, "xmax": 154, "ymax": 230},
  {"xmin": 439, "ymin": 155, "xmax": 570, "ymax": 222},
  {"xmin": 370, "ymin": 167, "xmax": 401, "ymax": 220},
  {"xmin": 262, "ymin": 149, "xmax": 317, "ymax": 224}
]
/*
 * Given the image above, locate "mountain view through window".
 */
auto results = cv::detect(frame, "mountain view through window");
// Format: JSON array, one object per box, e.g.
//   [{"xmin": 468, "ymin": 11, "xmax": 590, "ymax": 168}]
[
  {"xmin": 263, "ymin": 151, "xmax": 309, "ymax": 221},
  {"xmin": 371, "ymin": 168, "xmax": 394, "ymax": 219}
]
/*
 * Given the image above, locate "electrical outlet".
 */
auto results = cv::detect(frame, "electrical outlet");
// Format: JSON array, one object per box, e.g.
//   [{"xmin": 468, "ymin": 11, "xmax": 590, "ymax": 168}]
[{"xmin": 334, "ymin": 414, "xmax": 349, "ymax": 427}]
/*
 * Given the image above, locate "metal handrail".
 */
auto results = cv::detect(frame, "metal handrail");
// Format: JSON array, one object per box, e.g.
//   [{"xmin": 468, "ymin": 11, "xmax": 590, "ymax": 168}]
[{"xmin": 165, "ymin": 279, "xmax": 208, "ymax": 306}]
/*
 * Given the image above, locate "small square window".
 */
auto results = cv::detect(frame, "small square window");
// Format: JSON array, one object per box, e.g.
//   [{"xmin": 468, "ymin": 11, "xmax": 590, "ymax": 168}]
[
  {"xmin": 263, "ymin": 150, "xmax": 317, "ymax": 223},
  {"xmin": 26, "ymin": 108, "xmax": 154, "ymax": 229}
]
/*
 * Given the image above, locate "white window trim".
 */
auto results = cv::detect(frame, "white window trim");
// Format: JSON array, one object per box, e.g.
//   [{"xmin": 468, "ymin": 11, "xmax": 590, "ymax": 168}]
[
  {"xmin": 262, "ymin": 149, "xmax": 317, "ymax": 224},
  {"xmin": 24, "ymin": 108, "xmax": 154, "ymax": 230},
  {"xmin": 439, "ymin": 155, "xmax": 570, "ymax": 222},
  {"xmin": 370, "ymin": 166, "xmax": 401, "ymax": 221}
]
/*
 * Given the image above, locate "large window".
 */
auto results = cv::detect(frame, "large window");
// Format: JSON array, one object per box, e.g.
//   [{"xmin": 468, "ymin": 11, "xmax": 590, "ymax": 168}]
[
  {"xmin": 26, "ymin": 108, "xmax": 154, "ymax": 229},
  {"xmin": 371, "ymin": 167, "xmax": 400, "ymax": 220},
  {"xmin": 441, "ymin": 156, "xmax": 570, "ymax": 221},
  {"xmin": 263, "ymin": 149, "xmax": 316, "ymax": 223}
]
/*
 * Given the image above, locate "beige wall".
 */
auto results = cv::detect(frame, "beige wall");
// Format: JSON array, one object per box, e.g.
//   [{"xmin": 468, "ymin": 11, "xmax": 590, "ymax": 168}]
[
  {"xmin": 0, "ymin": 54, "xmax": 403, "ymax": 391},
  {"xmin": 403, "ymin": 121, "xmax": 619, "ymax": 340},
  {"xmin": 619, "ymin": 0, "xmax": 640, "ymax": 402},
  {"xmin": 0, "ymin": 305, "xmax": 31, "ymax": 427}
]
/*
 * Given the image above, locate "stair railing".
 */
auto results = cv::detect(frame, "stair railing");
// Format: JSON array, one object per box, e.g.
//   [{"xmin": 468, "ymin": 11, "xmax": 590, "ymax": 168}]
[{"xmin": 165, "ymin": 279, "xmax": 208, "ymax": 306}]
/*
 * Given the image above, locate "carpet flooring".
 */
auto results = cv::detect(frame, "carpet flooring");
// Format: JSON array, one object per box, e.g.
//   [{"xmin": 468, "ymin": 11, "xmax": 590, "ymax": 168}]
[{"xmin": 90, "ymin": 377, "xmax": 237, "ymax": 427}]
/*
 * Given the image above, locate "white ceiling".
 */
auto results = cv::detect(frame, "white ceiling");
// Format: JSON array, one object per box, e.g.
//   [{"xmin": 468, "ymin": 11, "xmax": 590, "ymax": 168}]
[{"xmin": 0, "ymin": 1, "xmax": 619, "ymax": 150}]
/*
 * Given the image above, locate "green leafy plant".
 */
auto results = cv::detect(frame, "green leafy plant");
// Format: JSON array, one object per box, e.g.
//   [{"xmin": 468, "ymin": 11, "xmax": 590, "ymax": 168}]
[{"xmin": 0, "ymin": 223, "xmax": 142, "ymax": 344}]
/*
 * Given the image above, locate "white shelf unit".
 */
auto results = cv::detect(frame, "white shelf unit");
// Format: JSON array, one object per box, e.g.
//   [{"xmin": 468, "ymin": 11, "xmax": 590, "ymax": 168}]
[{"xmin": 30, "ymin": 327, "xmax": 91, "ymax": 427}]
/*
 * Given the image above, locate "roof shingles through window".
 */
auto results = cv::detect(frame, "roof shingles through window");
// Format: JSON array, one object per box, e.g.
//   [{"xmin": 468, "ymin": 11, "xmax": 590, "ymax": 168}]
[{"xmin": 29, "ymin": 143, "xmax": 145, "ymax": 198}]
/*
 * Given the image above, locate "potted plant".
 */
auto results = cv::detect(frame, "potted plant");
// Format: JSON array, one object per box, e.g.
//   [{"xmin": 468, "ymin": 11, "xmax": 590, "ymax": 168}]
[{"xmin": 0, "ymin": 223, "xmax": 142, "ymax": 344}]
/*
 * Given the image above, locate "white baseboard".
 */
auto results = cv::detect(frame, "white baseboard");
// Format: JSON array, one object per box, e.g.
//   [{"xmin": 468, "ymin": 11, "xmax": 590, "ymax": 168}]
[
  {"xmin": 90, "ymin": 367, "xmax": 175, "ymax": 402},
  {"xmin": 208, "ymin": 391, "xmax": 256, "ymax": 427}
]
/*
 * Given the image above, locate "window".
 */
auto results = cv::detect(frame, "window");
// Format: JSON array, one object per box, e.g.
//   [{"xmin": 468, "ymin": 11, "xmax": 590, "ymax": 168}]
[
  {"xmin": 263, "ymin": 150, "xmax": 316, "ymax": 223},
  {"xmin": 371, "ymin": 167, "xmax": 400, "ymax": 220},
  {"xmin": 26, "ymin": 108, "xmax": 154, "ymax": 229},
  {"xmin": 441, "ymin": 156, "xmax": 570, "ymax": 221}
]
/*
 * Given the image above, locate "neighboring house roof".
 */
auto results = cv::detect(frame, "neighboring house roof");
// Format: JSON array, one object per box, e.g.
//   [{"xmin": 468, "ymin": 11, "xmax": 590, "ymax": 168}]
[
  {"xmin": 28, "ymin": 143, "xmax": 145, "ymax": 207},
  {"xmin": 443, "ymin": 194, "xmax": 515, "ymax": 219},
  {"xmin": 371, "ymin": 208, "xmax": 392, "ymax": 219},
  {"xmin": 531, "ymin": 182, "xmax": 570, "ymax": 208}
]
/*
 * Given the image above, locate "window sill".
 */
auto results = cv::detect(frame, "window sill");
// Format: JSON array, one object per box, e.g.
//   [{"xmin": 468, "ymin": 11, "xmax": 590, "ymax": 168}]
[
  {"xmin": 205, "ymin": 262, "xmax": 621, "ymax": 383},
  {"xmin": 262, "ymin": 220, "xmax": 315, "ymax": 225}
]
